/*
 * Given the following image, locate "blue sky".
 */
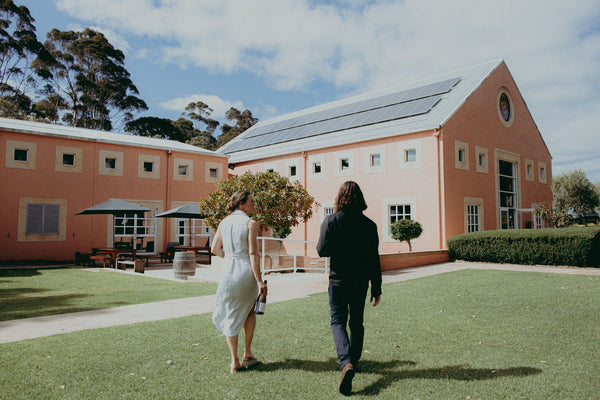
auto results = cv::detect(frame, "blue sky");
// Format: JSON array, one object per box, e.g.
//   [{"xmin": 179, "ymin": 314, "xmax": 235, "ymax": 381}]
[{"xmin": 19, "ymin": 0, "xmax": 600, "ymax": 182}]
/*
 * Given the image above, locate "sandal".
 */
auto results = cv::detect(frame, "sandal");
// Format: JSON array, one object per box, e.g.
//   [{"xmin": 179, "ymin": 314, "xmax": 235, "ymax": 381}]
[
  {"xmin": 230, "ymin": 363, "xmax": 243, "ymax": 373},
  {"xmin": 242, "ymin": 355, "xmax": 259, "ymax": 367}
]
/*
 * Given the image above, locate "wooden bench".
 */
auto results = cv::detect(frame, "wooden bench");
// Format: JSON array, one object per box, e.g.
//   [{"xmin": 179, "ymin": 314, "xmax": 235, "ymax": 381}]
[
  {"xmin": 90, "ymin": 254, "xmax": 113, "ymax": 268},
  {"xmin": 116, "ymin": 258, "xmax": 147, "ymax": 273}
]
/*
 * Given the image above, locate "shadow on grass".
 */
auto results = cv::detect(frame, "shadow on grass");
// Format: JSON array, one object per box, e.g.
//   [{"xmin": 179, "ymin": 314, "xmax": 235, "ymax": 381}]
[{"xmin": 254, "ymin": 358, "xmax": 542, "ymax": 396}]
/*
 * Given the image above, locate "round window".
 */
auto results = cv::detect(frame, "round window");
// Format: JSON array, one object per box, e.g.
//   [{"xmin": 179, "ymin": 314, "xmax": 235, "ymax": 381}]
[{"xmin": 499, "ymin": 93, "xmax": 510, "ymax": 122}]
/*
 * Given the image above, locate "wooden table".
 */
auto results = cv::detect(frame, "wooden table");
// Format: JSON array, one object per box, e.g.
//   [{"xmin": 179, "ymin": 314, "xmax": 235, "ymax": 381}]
[{"xmin": 97, "ymin": 248, "xmax": 137, "ymax": 267}]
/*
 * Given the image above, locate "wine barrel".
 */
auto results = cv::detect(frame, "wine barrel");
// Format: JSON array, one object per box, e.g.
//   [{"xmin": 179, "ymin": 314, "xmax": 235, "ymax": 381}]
[{"xmin": 173, "ymin": 251, "xmax": 197, "ymax": 280}]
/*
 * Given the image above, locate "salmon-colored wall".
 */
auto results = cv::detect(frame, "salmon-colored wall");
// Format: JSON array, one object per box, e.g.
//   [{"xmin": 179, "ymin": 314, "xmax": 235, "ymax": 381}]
[
  {"xmin": 441, "ymin": 63, "xmax": 552, "ymax": 242},
  {"xmin": 0, "ymin": 130, "xmax": 227, "ymax": 261}
]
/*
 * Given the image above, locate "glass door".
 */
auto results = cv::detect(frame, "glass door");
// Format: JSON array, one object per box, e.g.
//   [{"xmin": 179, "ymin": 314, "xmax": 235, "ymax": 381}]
[{"xmin": 498, "ymin": 160, "xmax": 518, "ymax": 229}]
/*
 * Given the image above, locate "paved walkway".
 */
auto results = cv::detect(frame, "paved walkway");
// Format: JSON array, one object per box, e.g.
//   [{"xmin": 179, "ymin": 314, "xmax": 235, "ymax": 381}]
[{"xmin": 1, "ymin": 260, "xmax": 598, "ymax": 344}]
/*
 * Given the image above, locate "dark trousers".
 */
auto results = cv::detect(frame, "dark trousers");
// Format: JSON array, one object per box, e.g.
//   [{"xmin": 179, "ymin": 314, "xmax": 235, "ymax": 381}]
[{"xmin": 328, "ymin": 281, "xmax": 369, "ymax": 370}]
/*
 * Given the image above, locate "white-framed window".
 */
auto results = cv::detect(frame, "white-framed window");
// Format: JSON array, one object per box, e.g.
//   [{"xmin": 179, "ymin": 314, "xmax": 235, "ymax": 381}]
[
  {"xmin": 455, "ymin": 140, "xmax": 469, "ymax": 170},
  {"xmin": 138, "ymin": 154, "xmax": 160, "ymax": 179},
  {"xmin": 364, "ymin": 145, "xmax": 386, "ymax": 173},
  {"xmin": 538, "ymin": 162, "xmax": 547, "ymax": 184},
  {"xmin": 475, "ymin": 146, "xmax": 488, "ymax": 173},
  {"xmin": 289, "ymin": 165, "xmax": 297, "ymax": 177},
  {"xmin": 464, "ymin": 197, "xmax": 484, "ymax": 233},
  {"xmin": 6, "ymin": 140, "xmax": 36, "ymax": 169},
  {"xmin": 382, "ymin": 197, "xmax": 417, "ymax": 242},
  {"xmin": 25, "ymin": 204, "xmax": 60, "ymax": 235},
  {"xmin": 398, "ymin": 140, "xmax": 422, "ymax": 170},
  {"xmin": 114, "ymin": 212, "xmax": 156, "ymax": 251},
  {"xmin": 335, "ymin": 151, "xmax": 354, "ymax": 176},
  {"xmin": 319, "ymin": 201, "xmax": 335, "ymax": 222},
  {"xmin": 177, "ymin": 218, "xmax": 211, "ymax": 246},
  {"xmin": 285, "ymin": 159, "xmax": 301, "ymax": 181},
  {"xmin": 204, "ymin": 161, "xmax": 222, "ymax": 183},
  {"xmin": 56, "ymin": 146, "xmax": 83, "ymax": 173},
  {"xmin": 308, "ymin": 155, "xmax": 325, "ymax": 179},
  {"xmin": 324, "ymin": 207, "xmax": 334, "ymax": 217},
  {"xmin": 99, "ymin": 150, "xmax": 123, "ymax": 176}
]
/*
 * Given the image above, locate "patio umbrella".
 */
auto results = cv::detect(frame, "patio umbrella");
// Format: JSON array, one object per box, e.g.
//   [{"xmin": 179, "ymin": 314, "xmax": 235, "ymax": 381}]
[
  {"xmin": 155, "ymin": 203, "xmax": 208, "ymax": 246},
  {"xmin": 76, "ymin": 198, "xmax": 152, "ymax": 246}
]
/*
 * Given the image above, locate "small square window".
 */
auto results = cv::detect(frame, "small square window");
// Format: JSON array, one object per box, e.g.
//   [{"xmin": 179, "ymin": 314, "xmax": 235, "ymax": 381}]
[
  {"xmin": 313, "ymin": 162, "xmax": 322, "ymax": 174},
  {"xmin": 209, "ymin": 168, "xmax": 218, "ymax": 178},
  {"xmin": 143, "ymin": 161, "xmax": 154, "ymax": 172},
  {"xmin": 178, "ymin": 165, "xmax": 188, "ymax": 176},
  {"xmin": 105, "ymin": 158, "xmax": 116, "ymax": 169},
  {"xmin": 405, "ymin": 149, "xmax": 417, "ymax": 163},
  {"xmin": 324, "ymin": 207, "xmax": 334, "ymax": 216},
  {"xmin": 14, "ymin": 148, "xmax": 28, "ymax": 162},
  {"xmin": 340, "ymin": 158, "xmax": 350, "ymax": 170},
  {"xmin": 289, "ymin": 165, "xmax": 297, "ymax": 176},
  {"xmin": 62, "ymin": 153, "xmax": 75, "ymax": 166},
  {"xmin": 370, "ymin": 154, "xmax": 381, "ymax": 167}
]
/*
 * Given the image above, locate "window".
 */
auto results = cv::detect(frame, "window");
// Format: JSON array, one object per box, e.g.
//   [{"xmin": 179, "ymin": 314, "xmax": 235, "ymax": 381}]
[
  {"xmin": 475, "ymin": 146, "xmax": 488, "ymax": 173},
  {"xmin": 114, "ymin": 212, "xmax": 156, "ymax": 250},
  {"xmin": 289, "ymin": 165, "xmax": 297, "ymax": 176},
  {"xmin": 404, "ymin": 149, "xmax": 417, "ymax": 163},
  {"xmin": 177, "ymin": 218, "xmax": 211, "ymax": 246},
  {"xmin": 313, "ymin": 162, "xmax": 322, "ymax": 174},
  {"xmin": 324, "ymin": 207, "xmax": 334, "ymax": 217},
  {"xmin": 204, "ymin": 161, "xmax": 221, "ymax": 183},
  {"xmin": 143, "ymin": 161, "xmax": 154, "ymax": 172},
  {"xmin": 138, "ymin": 154, "xmax": 160, "ymax": 179},
  {"xmin": 478, "ymin": 154, "xmax": 484, "ymax": 167},
  {"xmin": 209, "ymin": 168, "xmax": 218, "ymax": 178},
  {"xmin": 455, "ymin": 140, "xmax": 469, "ymax": 170},
  {"xmin": 370, "ymin": 154, "xmax": 381, "ymax": 167},
  {"xmin": 467, "ymin": 204, "xmax": 480, "ymax": 232},
  {"xmin": 389, "ymin": 204, "xmax": 412, "ymax": 224},
  {"xmin": 266, "ymin": 168, "xmax": 274, "ymax": 173},
  {"xmin": 398, "ymin": 140, "xmax": 422, "ymax": 170},
  {"xmin": 62, "ymin": 153, "xmax": 75, "ymax": 166},
  {"xmin": 178, "ymin": 165, "xmax": 188, "ymax": 176},
  {"xmin": 533, "ymin": 211, "xmax": 543, "ymax": 229},
  {"xmin": 340, "ymin": 158, "xmax": 350, "ymax": 170},
  {"xmin": 25, "ymin": 204, "xmax": 60, "ymax": 235},
  {"xmin": 14, "ymin": 148, "xmax": 28, "ymax": 162},
  {"xmin": 105, "ymin": 158, "xmax": 116, "ymax": 169}
]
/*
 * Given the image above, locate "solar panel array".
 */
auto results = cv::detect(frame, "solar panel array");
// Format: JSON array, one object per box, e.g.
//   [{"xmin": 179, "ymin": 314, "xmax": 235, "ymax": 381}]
[{"xmin": 223, "ymin": 76, "xmax": 461, "ymax": 154}]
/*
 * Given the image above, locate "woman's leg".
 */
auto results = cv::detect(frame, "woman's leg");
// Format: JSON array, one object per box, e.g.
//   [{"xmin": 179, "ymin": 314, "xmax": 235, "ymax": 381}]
[
  {"xmin": 226, "ymin": 335, "xmax": 240, "ymax": 368},
  {"xmin": 243, "ymin": 310, "xmax": 257, "ymax": 358}
]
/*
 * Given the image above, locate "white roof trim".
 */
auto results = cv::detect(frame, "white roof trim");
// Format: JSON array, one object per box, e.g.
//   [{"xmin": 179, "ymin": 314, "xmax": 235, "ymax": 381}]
[{"xmin": 0, "ymin": 117, "xmax": 228, "ymax": 158}]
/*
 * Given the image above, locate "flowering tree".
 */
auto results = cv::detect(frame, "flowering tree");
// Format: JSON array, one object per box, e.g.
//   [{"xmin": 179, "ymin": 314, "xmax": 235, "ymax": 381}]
[{"xmin": 198, "ymin": 171, "xmax": 317, "ymax": 235}]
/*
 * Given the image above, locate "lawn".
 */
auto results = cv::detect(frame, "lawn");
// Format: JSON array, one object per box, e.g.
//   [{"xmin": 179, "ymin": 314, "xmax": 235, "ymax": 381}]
[
  {"xmin": 0, "ymin": 267, "xmax": 217, "ymax": 321},
  {"xmin": 0, "ymin": 269, "xmax": 598, "ymax": 399}
]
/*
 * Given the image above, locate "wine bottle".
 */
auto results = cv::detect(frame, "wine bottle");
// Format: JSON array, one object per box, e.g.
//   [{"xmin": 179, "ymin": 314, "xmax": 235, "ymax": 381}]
[{"xmin": 254, "ymin": 280, "xmax": 267, "ymax": 314}]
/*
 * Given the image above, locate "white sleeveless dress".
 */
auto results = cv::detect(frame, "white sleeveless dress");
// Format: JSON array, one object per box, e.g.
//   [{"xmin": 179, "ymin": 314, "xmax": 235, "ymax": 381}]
[{"xmin": 212, "ymin": 210, "xmax": 258, "ymax": 337}]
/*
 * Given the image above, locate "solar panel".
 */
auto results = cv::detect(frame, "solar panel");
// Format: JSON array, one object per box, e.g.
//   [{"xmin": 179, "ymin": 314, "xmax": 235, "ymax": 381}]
[{"xmin": 223, "ymin": 77, "xmax": 462, "ymax": 153}]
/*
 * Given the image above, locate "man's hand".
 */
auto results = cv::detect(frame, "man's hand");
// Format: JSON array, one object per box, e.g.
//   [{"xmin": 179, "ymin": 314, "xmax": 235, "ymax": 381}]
[{"xmin": 370, "ymin": 295, "xmax": 381, "ymax": 307}]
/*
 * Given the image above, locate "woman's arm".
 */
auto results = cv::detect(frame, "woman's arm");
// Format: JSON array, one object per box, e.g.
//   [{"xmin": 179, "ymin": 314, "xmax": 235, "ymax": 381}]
[
  {"xmin": 210, "ymin": 226, "xmax": 225, "ymax": 258},
  {"xmin": 248, "ymin": 219, "xmax": 267, "ymax": 295}
]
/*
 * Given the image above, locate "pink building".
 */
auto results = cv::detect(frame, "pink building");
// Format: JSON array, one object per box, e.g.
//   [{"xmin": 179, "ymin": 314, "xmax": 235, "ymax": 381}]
[
  {"xmin": 1, "ymin": 118, "xmax": 227, "ymax": 262},
  {"xmin": 219, "ymin": 60, "xmax": 553, "ymax": 253}
]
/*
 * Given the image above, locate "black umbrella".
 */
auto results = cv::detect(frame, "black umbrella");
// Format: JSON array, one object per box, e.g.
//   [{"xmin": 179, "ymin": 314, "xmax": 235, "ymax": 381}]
[
  {"xmin": 76, "ymin": 198, "xmax": 152, "ymax": 246},
  {"xmin": 155, "ymin": 203, "xmax": 208, "ymax": 246}
]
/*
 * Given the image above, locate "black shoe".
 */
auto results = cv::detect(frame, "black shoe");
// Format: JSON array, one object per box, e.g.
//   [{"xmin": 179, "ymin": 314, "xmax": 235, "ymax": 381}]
[{"xmin": 339, "ymin": 363, "xmax": 355, "ymax": 395}]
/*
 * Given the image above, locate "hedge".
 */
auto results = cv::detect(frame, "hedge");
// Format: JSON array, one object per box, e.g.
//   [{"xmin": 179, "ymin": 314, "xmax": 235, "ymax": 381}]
[{"xmin": 447, "ymin": 227, "xmax": 600, "ymax": 267}]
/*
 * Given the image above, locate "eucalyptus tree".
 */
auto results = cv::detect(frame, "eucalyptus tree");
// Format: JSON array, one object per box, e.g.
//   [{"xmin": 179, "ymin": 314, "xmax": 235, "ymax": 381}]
[
  {"xmin": 217, "ymin": 107, "xmax": 258, "ymax": 147},
  {"xmin": 36, "ymin": 28, "xmax": 147, "ymax": 130}
]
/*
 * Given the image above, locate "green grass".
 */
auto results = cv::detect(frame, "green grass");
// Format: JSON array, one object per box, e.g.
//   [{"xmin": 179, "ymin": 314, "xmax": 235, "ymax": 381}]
[
  {"xmin": 0, "ymin": 268, "xmax": 217, "ymax": 321},
  {"xmin": 1, "ymin": 269, "xmax": 599, "ymax": 399}
]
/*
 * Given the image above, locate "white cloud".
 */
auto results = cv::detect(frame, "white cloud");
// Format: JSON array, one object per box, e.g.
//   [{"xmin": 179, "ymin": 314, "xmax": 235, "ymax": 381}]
[
  {"xmin": 55, "ymin": 0, "xmax": 600, "ymax": 181},
  {"xmin": 159, "ymin": 94, "xmax": 244, "ymax": 120}
]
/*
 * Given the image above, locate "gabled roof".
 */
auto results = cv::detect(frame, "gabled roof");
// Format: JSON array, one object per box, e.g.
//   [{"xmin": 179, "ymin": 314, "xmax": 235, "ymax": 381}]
[
  {"xmin": 220, "ymin": 60, "xmax": 503, "ymax": 163},
  {"xmin": 0, "ymin": 117, "xmax": 227, "ymax": 158}
]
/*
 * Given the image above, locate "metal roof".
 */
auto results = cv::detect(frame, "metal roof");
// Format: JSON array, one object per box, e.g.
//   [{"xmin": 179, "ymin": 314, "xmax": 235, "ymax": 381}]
[
  {"xmin": 0, "ymin": 117, "xmax": 227, "ymax": 158},
  {"xmin": 220, "ymin": 60, "xmax": 503, "ymax": 163}
]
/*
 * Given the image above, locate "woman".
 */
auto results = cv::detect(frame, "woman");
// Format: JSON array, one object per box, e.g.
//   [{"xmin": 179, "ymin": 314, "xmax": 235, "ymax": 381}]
[
  {"xmin": 316, "ymin": 181, "xmax": 382, "ymax": 395},
  {"xmin": 211, "ymin": 190, "xmax": 268, "ymax": 372}
]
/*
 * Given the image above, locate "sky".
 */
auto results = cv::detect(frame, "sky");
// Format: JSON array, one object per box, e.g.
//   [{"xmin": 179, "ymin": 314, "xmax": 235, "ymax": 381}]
[{"xmin": 19, "ymin": 0, "xmax": 600, "ymax": 182}]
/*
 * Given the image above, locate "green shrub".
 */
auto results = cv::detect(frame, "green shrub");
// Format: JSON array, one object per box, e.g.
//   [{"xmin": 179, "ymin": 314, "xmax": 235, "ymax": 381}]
[{"xmin": 447, "ymin": 227, "xmax": 600, "ymax": 267}]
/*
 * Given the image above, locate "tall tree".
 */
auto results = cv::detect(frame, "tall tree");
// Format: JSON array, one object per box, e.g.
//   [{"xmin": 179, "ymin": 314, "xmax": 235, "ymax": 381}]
[
  {"xmin": 0, "ymin": 1, "xmax": 51, "ymax": 118},
  {"xmin": 124, "ymin": 116, "xmax": 182, "ymax": 139},
  {"xmin": 217, "ymin": 107, "xmax": 258, "ymax": 147},
  {"xmin": 35, "ymin": 28, "xmax": 147, "ymax": 130},
  {"xmin": 553, "ymin": 169, "xmax": 600, "ymax": 225}
]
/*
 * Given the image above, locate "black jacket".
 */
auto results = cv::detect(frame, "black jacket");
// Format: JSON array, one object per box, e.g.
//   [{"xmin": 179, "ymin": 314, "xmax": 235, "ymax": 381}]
[{"xmin": 316, "ymin": 209, "xmax": 382, "ymax": 298}]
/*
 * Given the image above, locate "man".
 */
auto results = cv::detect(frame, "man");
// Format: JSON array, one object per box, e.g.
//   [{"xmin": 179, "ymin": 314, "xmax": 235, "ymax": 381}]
[{"xmin": 317, "ymin": 181, "xmax": 382, "ymax": 395}]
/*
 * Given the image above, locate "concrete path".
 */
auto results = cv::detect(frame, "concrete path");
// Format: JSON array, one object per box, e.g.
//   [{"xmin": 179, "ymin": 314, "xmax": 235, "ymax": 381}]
[{"xmin": 1, "ymin": 260, "xmax": 598, "ymax": 344}]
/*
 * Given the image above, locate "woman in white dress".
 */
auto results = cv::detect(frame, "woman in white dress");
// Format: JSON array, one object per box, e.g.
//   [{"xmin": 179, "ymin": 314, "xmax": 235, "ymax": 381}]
[{"xmin": 211, "ymin": 190, "xmax": 268, "ymax": 372}]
